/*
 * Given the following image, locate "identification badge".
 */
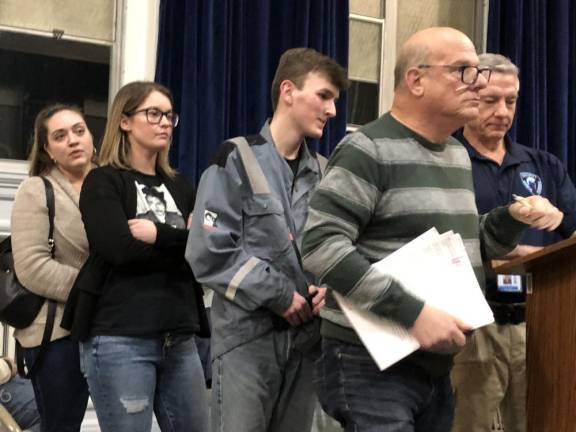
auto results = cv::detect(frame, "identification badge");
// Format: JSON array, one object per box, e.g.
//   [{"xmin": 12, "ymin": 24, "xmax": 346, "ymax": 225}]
[{"xmin": 497, "ymin": 274, "xmax": 523, "ymax": 293}]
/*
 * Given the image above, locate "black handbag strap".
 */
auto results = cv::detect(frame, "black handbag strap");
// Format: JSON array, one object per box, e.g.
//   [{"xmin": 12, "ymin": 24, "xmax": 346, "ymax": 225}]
[
  {"xmin": 17, "ymin": 177, "xmax": 57, "ymax": 378},
  {"xmin": 42, "ymin": 177, "xmax": 56, "ymax": 257}
]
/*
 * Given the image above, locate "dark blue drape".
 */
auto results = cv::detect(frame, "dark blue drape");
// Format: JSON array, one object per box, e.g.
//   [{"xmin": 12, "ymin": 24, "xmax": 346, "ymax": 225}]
[
  {"xmin": 487, "ymin": 0, "xmax": 576, "ymax": 179},
  {"xmin": 155, "ymin": 0, "xmax": 349, "ymax": 184}
]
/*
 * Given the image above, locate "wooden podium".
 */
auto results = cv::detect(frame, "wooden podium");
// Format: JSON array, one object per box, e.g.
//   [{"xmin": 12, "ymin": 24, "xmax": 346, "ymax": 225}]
[{"xmin": 494, "ymin": 236, "xmax": 576, "ymax": 432}]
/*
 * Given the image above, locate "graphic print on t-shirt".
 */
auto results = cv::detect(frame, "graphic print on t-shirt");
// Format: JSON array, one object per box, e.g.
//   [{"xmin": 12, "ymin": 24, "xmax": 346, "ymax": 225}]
[{"xmin": 135, "ymin": 181, "xmax": 185, "ymax": 228}]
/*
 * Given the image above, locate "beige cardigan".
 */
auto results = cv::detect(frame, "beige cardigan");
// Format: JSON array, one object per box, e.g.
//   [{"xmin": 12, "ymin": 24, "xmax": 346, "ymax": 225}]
[{"xmin": 11, "ymin": 167, "xmax": 89, "ymax": 347}]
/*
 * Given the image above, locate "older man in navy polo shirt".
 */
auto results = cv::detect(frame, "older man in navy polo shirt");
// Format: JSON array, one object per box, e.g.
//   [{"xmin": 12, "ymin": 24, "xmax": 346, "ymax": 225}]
[{"xmin": 451, "ymin": 53, "xmax": 576, "ymax": 432}]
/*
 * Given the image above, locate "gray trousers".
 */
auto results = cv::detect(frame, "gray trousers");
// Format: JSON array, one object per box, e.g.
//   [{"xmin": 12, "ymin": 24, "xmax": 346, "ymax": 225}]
[{"xmin": 211, "ymin": 329, "xmax": 315, "ymax": 432}]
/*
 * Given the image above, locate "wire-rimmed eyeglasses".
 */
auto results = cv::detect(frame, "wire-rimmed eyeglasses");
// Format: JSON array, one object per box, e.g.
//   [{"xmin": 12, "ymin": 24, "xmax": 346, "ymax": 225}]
[
  {"xmin": 125, "ymin": 107, "xmax": 180, "ymax": 127},
  {"xmin": 418, "ymin": 64, "xmax": 492, "ymax": 85}
]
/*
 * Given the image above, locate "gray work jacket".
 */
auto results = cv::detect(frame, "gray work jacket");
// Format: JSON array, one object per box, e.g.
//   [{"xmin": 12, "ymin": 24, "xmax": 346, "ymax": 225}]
[{"xmin": 186, "ymin": 121, "xmax": 325, "ymax": 358}]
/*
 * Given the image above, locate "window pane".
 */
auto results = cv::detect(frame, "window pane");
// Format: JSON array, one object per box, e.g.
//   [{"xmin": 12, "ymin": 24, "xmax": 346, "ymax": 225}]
[
  {"xmin": 0, "ymin": 36, "xmax": 109, "ymax": 160},
  {"xmin": 349, "ymin": 19, "xmax": 381, "ymax": 83},
  {"xmin": 0, "ymin": 0, "xmax": 115, "ymax": 42},
  {"xmin": 350, "ymin": 0, "xmax": 384, "ymax": 18},
  {"xmin": 0, "ymin": 103, "xmax": 21, "ymax": 159},
  {"xmin": 347, "ymin": 80, "xmax": 379, "ymax": 126}
]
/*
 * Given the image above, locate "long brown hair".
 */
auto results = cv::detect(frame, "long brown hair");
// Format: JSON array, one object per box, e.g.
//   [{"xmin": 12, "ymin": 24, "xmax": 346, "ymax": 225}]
[
  {"xmin": 28, "ymin": 104, "xmax": 87, "ymax": 176},
  {"xmin": 99, "ymin": 81, "xmax": 176, "ymax": 177}
]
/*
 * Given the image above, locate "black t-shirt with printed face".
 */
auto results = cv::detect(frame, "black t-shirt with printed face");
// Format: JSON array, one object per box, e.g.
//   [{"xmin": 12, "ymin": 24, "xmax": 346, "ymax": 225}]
[
  {"xmin": 80, "ymin": 167, "xmax": 207, "ymax": 338},
  {"xmin": 133, "ymin": 172, "xmax": 186, "ymax": 229}
]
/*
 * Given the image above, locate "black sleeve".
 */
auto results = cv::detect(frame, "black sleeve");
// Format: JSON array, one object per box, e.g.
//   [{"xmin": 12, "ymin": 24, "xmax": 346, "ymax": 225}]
[{"xmin": 80, "ymin": 167, "xmax": 181, "ymax": 270}]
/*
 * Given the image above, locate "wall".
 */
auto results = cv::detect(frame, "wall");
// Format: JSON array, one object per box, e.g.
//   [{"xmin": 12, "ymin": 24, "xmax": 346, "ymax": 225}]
[{"xmin": 114, "ymin": 0, "xmax": 159, "ymax": 91}]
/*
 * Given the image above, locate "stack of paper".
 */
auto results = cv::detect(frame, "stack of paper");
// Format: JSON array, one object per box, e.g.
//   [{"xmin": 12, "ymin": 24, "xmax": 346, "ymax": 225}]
[{"xmin": 334, "ymin": 228, "xmax": 494, "ymax": 370}]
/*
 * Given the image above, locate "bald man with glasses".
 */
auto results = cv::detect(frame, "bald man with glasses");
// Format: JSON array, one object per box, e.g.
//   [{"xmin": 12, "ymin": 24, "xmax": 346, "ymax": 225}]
[{"xmin": 302, "ymin": 27, "xmax": 562, "ymax": 432}]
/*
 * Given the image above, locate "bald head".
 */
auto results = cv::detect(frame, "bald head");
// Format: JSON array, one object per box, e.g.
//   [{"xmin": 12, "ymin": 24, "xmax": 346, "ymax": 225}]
[
  {"xmin": 394, "ymin": 27, "xmax": 476, "ymax": 90},
  {"xmin": 391, "ymin": 27, "xmax": 486, "ymax": 143}
]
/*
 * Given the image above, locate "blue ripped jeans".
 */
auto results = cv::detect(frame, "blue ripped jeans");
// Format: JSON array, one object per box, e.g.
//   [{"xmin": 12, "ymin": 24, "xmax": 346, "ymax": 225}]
[{"xmin": 80, "ymin": 335, "xmax": 208, "ymax": 432}]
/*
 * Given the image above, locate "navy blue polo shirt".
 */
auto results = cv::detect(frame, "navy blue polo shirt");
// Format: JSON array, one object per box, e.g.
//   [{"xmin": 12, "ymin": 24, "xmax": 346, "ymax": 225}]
[{"xmin": 456, "ymin": 130, "xmax": 576, "ymax": 302}]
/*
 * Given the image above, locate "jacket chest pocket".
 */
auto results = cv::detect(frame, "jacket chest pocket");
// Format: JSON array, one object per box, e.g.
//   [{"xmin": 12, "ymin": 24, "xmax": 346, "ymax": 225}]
[{"xmin": 242, "ymin": 195, "xmax": 291, "ymax": 260}]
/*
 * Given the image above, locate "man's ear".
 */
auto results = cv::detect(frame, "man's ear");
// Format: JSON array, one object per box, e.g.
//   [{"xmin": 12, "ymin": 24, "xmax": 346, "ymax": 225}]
[
  {"xmin": 278, "ymin": 79, "xmax": 296, "ymax": 107},
  {"xmin": 120, "ymin": 114, "xmax": 131, "ymax": 132},
  {"xmin": 405, "ymin": 67, "xmax": 425, "ymax": 97}
]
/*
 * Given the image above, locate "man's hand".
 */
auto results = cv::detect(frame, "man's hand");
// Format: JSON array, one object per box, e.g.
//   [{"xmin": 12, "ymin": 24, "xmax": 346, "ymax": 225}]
[
  {"xmin": 509, "ymin": 196, "xmax": 563, "ymax": 231},
  {"xmin": 409, "ymin": 304, "xmax": 471, "ymax": 353},
  {"xmin": 128, "ymin": 219, "xmax": 158, "ymax": 244},
  {"xmin": 282, "ymin": 292, "xmax": 313, "ymax": 327},
  {"xmin": 308, "ymin": 285, "xmax": 326, "ymax": 315}
]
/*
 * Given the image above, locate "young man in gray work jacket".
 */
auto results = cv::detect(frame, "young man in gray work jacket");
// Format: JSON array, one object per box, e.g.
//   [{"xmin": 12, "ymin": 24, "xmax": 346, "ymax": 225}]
[{"xmin": 186, "ymin": 48, "xmax": 348, "ymax": 432}]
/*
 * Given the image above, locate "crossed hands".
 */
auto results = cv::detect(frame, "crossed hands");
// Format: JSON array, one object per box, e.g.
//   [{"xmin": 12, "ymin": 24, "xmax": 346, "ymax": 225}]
[
  {"xmin": 282, "ymin": 285, "xmax": 326, "ymax": 327},
  {"xmin": 128, "ymin": 219, "xmax": 157, "ymax": 244}
]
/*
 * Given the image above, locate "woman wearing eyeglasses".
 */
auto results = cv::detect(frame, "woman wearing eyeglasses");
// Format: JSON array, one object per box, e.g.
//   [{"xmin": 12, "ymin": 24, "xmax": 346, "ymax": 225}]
[{"xmin": 77, "ymin": 81, "xmax": 209, "ymax": 432}]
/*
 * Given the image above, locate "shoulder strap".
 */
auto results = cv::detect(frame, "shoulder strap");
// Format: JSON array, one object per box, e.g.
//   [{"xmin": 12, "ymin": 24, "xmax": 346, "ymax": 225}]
[
  {"xmin": 18, "ymin": 177, "xmax": 57, "ymax": 379},
  {"xmin": 317, "ymin": 154, "xmax": 328, "ymax": 178},
  {"xmin": 228, "ymin": 137, "xmax": 271, "ymax": 194},
  {"xmin": 40, "ymin": 177, "xmax": 55, "ymax": 258}
]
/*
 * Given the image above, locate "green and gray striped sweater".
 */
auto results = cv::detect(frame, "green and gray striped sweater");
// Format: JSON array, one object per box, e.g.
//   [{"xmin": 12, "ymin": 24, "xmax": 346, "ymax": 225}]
[{"xmin": 302, "ymin": 113, "xmax": 526, "ymax": 375}]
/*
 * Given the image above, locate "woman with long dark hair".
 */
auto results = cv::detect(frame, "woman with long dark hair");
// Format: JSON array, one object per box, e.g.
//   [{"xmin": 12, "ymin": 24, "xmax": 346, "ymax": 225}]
[{"xmin": 11, "ymin": 104, "xmax": 94, "ymax": 431}]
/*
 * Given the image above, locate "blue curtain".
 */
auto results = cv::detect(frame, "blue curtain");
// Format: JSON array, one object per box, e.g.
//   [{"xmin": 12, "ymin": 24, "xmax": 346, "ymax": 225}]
[
  {"xmin": 487, "ymin": 0, "xmax": 576, "ymax": 178},
  {"xmin": 155, "ymin": 0, "xmax": 349, "ymax": 183}
]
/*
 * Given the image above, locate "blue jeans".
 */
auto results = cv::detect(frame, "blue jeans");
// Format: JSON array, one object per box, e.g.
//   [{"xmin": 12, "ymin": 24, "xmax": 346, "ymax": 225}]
[
  {"xmin": 0, "ymin": 376, "xmax": 41, "ymax": 432},
  {"xmin": 212, "ymin": 329, "xmax": 316, "ymax": 432},
  {"xmin": 23, "ymin": 337, "xmax": 89, "ymax": 432},
  {"xmin": 194, "ymin": 308, "xmax": 211, "ymax": 388},
  {"xmin": 80, "ymin": 334, "xmax": 209, "ymax": 432},
  {"xmin": 316, "ymin": 337, "xmax": 454, "ymax": 432}
]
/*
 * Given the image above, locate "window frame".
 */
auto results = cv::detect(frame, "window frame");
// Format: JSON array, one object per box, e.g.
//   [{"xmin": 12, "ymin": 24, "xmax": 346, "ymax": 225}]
[{"xmin": 347, "ymin": 0, "xmax": 488, "ymax": 129}]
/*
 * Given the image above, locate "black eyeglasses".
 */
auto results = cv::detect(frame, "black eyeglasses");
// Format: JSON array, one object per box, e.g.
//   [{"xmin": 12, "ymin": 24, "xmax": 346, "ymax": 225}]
[
  {"xmin": 126, "ymin": 107, "xmax": 179, "ymax": 127},
  {"xmin": 418, "ymin": 64, "xmax": 492, "ymax": 85}
]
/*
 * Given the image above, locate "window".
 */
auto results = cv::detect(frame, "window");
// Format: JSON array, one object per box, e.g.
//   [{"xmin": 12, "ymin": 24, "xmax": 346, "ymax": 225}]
[
  {"xmin": 347, "ymin": 0, "xmax": 385, "ymax": 127},
  {"xmin": 347, "ymin": 0, "xmax": 486, "ymax": 130},
  {"xmin": 0, "ymin": 0, "xmax": 116, "ymax": 161},
  {"xmin": 0, "ymin": 34, "xmax": 110, "ymax": 159}
]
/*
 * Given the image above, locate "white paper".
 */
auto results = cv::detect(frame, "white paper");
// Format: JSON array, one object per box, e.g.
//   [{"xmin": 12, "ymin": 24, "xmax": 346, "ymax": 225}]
[{"xmin": 335, "ymin": 228, "xmax": 494, "ymax": 370}]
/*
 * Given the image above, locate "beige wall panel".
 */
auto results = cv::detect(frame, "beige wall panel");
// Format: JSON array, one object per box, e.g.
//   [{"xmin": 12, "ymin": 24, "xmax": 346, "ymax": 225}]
[
  {"xmin": 350, "ymin": 0, "xmax": 384, "ymax": 18},
  {"xmin": 397, "ymin": 0, "xmax": 477, "ymax": 52},
  {"xmin": 0, "ymin": 0, "xmax": 115, "ymax": 42},
  {"xmin": 349, "ymin": 19, "xmax": 381, "ymax": 82}
]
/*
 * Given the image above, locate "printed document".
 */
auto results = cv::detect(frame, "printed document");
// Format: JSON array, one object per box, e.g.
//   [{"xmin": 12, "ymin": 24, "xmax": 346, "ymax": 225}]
[{"xmin": 334, "ymin": 228, "xmax": 493, "ymax": 370}]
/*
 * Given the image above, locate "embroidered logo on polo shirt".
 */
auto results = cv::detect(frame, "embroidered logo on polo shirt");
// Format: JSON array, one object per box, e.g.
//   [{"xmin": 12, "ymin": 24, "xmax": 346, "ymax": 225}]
[{"xmin": 520, "ymin": 172, "xmax": 543, "ymax": 195}]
